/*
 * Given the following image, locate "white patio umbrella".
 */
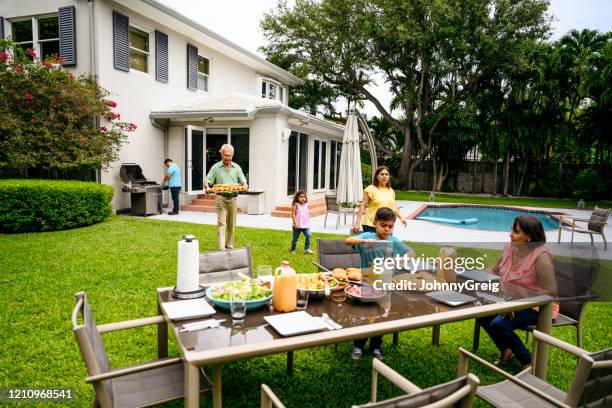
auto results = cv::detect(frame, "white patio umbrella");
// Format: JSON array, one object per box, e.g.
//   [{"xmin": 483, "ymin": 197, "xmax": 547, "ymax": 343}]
[{"xmin": 336, "ymin": 113, "xmax": 363, "ymax": 206}]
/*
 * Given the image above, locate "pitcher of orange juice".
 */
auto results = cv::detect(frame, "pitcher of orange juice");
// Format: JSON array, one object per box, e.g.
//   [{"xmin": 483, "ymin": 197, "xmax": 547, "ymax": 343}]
[{"xmin": 272, "ymin": 261, "xmax": 297, "ymax": 312}]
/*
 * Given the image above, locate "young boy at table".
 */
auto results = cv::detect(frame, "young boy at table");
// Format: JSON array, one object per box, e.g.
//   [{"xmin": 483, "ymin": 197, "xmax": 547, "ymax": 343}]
[{"xmin": 345, "ymin": 207, "xmax": 416, "ymax": 360}]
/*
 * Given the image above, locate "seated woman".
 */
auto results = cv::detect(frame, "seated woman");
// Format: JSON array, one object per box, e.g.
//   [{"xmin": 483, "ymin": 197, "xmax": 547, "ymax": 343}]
[{"xmin": 478, "ymin": 215, "xmax": 558, "ymax": 371}]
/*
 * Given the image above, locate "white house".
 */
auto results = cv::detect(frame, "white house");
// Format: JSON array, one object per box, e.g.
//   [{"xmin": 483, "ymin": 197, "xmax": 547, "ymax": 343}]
[{"xmin": 0, "ymin": 0, "xmax": 345, "ymax": 213}]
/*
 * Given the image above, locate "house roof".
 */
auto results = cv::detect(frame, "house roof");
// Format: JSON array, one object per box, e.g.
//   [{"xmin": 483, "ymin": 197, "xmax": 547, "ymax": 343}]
[
  {"xmin": 117, "ymin": 0, "xmax": 303, "ymax": 86},
  {"xmin": 149, "ymin": 93, "xmax": 345, "ymax": 134}
]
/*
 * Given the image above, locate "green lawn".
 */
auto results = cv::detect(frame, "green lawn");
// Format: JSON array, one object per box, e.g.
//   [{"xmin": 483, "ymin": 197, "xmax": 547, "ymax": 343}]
[
  {"xmin": 395, "ymin": 191, "xmax": 612, "ymax": 210},
  {"xmin": 1, "ymin": 216, "xmax": 610, "ymax": 407}
]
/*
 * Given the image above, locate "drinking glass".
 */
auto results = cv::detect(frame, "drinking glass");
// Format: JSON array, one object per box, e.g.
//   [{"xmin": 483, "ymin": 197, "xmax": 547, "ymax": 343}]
[
  {"xmin": 296, "ymin": 289, "xmax": 309, "ymax": 310},
  {"xmin": 256, "ymin": 265, "xmax": 273, "ymax": 279},
  {"xmin": 229, "ymin": 292, "xmax": 246, "ymax": 325}
]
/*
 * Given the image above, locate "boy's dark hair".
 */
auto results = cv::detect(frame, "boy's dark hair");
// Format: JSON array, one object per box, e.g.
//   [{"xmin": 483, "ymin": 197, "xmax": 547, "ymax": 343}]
[
  {"xmin": 375, "ymin": 207, "xmax": 396, "ymax": 222},
  {"xmin": 292, "ymin": 190, "xmax": 307, "ymax": 204},
  {"xmin": 164, "ymin": 159, "xmax": 173, "ymax": 164},
  {"xmin": 513, "ymin": 215, "xmax": 546, "ymax": 244}
]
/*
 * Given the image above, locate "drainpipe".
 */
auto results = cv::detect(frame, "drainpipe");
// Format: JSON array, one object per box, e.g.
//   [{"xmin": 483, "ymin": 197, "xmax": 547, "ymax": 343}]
[
  {"xmin": 88, "ymin": 0, "xmax": 98, "ymax": 79},
  {"xmin": 88, "ymin": 0, "xmax": 102, "ymax": 182}
]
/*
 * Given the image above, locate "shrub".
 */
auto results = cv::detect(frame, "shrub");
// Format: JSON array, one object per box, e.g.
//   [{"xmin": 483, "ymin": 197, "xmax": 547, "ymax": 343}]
[
  {"xmin": 572, "ymin": 168, "xmax": 607, "ymax": 200},
  {"xmin": 0, "ymin": 179, "xmax": 113, "ymax": 233},
  {"xmin": 0, "ymin": 39, "xmax": 136, "ymax": 172}
]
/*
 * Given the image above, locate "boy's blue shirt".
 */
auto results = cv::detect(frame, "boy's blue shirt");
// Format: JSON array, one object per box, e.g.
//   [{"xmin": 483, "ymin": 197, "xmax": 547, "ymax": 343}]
[{"xmin": 352, "ymin": 232, "xmax": 412, "ymax": 267}]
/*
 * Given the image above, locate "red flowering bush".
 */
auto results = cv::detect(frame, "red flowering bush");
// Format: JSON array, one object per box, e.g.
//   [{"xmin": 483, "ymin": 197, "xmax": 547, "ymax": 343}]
[{"xmin": 0, "ymin": 39, "xmax": 136, "ymax": 171}]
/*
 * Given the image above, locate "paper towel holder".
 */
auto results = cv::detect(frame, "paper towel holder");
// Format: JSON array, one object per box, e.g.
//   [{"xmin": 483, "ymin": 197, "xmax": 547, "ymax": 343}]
[{"xmin": 172, "ymin": 234, "xmax": 206, "ymax": 300}]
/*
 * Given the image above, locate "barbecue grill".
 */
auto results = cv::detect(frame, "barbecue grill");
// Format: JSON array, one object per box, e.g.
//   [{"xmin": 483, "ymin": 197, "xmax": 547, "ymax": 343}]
[{"xmin": 120, "ymin": 163, "xmax": 162, "ymax": 216}]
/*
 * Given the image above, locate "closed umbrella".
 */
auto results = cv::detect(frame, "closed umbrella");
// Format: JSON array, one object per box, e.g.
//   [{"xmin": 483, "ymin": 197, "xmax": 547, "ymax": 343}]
[{"xmin": 336, "ymin": 113, "xmax": 363, "ymax": 207}]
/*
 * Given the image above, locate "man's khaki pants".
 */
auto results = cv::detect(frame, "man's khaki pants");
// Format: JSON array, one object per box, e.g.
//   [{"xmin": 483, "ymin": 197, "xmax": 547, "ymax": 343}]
[{"xmin": 215, "ymin": 195, "xmax": 237, "ymax": 250}]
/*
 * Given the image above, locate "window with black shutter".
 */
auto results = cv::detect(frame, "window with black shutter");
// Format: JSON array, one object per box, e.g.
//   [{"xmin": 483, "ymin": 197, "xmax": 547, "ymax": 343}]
[
  {"xmin": 58, "ymin": 6, "xmax": 76, "ymax": 65},
  {"xmin": 186, "ymin": 43, "xmax": 197, "ymax": 90},
  {"xmin": 155, "ymin": 30, "xmax": 168, "ymax": 82},
  {"xmin": 0, "ymin": 17, "xmax": 5, "ymax": 39},
  {"xmin": 113, "ymin": 11, "xmax": 129, "ymax": 72}
]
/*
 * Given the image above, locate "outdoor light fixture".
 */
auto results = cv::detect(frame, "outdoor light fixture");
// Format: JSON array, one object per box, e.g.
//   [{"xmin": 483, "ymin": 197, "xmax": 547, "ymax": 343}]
[
  {"xmin": 203, "ymin": 117, "xmax": 215, "ymax": 124},
  {"xmin": 281, "ymin": 127, "xmax": 292, "ymax": 141}
]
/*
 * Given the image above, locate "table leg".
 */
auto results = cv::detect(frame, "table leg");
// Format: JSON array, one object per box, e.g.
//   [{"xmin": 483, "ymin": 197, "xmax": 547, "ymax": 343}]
[
  {"xmin": 157, "ymin": 301, "xmax": 168, "ymax": 358},
  {"xmin": 185, "ymin": 362, "xmax": 200, "ymax": 408},
  {"xmin": 534, "ymin": 302, "xmax": 553, "ymax": 380},
  {"xmin": 213, "ymin": 364, "xmax": 222, "ymax": 408},
  {"xmin": 432, "ymin": 325, "xmax": 440, "ymax": 346}
]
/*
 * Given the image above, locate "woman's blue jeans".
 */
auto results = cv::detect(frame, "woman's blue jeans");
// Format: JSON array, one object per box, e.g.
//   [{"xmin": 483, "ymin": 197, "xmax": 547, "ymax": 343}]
[
  {"xmin": 291, "ymin": 228, "xmax": 311, "ymax": 251},
  {"xmin": 477, "ymin": 309, "xmax": 539, "ymax": 365}
]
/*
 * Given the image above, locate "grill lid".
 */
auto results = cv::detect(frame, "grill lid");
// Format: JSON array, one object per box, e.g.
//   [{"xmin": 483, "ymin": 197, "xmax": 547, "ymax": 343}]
[{"xmin": 120, "ymin": 163, "xmax": 147, "ymax": 184}]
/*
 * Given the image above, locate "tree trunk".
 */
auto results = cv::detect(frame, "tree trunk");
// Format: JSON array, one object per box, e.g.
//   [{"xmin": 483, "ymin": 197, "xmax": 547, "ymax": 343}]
[
  {"xmin": 472, "ymin": 146, "xmax": 477, "ymax": 193},
  {"xmin": 493, "ymin": 158, "xmax": 498, "ymax": 195},
  {"xmin": 436, "ymin": 163, "xmax": 448, "ymax": 191},
  {"xmin": 516, "ymin": 163, "xmax": 527, "ymax": 196},
  {"xmin": 432, "ymin": 157, "xmax": 438, "ymax": 191},
  {"xmin": 502, "ymin": 148, "xmax": 510, "ymax": 197}
]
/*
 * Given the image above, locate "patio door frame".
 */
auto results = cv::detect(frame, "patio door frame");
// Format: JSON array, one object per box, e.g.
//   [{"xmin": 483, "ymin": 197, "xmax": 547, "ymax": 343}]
[{"xmin": 185, "ymin": 125, "xmax": 206, "ymax": 194}]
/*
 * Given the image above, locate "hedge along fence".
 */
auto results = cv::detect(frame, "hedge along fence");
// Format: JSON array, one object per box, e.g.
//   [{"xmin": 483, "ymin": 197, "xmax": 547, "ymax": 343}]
[{"xmin": 0, "ymin": 179, "xmax": 113, "ymax": 233}]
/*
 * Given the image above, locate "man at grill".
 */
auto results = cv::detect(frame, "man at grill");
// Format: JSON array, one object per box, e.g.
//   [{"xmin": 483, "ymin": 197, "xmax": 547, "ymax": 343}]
[
  {"xmin": 163, "ymin": 159, "xmax": 182, "ymax": 215},
  {"xmin": 204, "ymin": 144, "xmax": 248, "ymax": 250}
]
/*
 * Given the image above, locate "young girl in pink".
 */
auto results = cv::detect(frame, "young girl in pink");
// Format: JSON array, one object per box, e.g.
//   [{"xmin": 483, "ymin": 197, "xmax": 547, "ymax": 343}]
[{"xmin": 291, "ymin": 190, "xmax": 313, "ymax": 254}]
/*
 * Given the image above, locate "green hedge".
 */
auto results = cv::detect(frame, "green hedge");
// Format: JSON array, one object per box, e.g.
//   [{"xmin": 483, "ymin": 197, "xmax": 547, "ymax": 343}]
[{"xmin": 0, "ymin": 179, "xmax": 113, "ymax": 233}]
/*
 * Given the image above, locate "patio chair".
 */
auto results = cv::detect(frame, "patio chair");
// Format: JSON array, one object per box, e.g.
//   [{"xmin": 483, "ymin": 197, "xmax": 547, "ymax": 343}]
[
  {"xmin": 324, "ymin": 194, "xmax": 355, "ymax": 229},
  {"xmin": 472, "ymin": 257, "xmax": 598, "ymax": 351},
  {"xmin": 71, "ymin": 292, "xmax": 210, "ymax": 408},
  {"xmin": 458, "ymin": 330, "xmax": 612, "ymax": 407},
  {"xmin": 557, "ymin": 208, "xmax": 609, "ymax": 250},
  {"xmin": 198, "ymin": 245, "xmax": 253, "ymax": 286},
  {"xmin": 312, "ymin": 239, "xmax": 429, "ymax": 349},
  {"xmin": 261, "ymin": 359, "xmax": 479, "ymax": 408}
]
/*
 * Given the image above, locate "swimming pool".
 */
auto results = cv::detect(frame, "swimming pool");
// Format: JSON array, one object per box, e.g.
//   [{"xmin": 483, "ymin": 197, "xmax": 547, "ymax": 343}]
[{"xmin": 415, "ymin": 205, "xmax": 561, "ymax": 231}]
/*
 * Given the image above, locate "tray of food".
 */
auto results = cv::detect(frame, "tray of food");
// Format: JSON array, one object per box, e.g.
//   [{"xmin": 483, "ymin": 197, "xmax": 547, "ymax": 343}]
[
  {"xmin": 208, "ymin": 183, "xmax": 247, "ymax": 194},
  {"xmin": 345, "ymin": 284, "xmax": 386, "ymax": 303},
  {"xmin": 392, "ymin": 270, "xmax": 443, "ymax": 292},
  {"xmin": 206, "ymin": 279, "xmax": 272, "ymax": 311},
  {"xmin": 297, "ymin": 273, "xmax": 340, "ymax": 297}
]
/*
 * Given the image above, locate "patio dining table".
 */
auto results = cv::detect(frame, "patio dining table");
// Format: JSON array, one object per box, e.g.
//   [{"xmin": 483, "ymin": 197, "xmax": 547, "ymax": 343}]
[{"xmin": 155, "ymin": 279, "xmax": 554, "ymax": 408}]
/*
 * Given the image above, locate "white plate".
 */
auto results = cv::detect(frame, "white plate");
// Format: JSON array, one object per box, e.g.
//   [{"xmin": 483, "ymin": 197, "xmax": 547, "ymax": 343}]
[
  {"xmin": 264, "ymin": 311, "xmax": 326, "ymax": 336},
  {"xmin": 459, "ymin": 269, "xmax": 501, "ymax": 282},
  {"xmin": 161, "ymin": 299, "xmax": 216, "ymax": 321},
  {"xmin": 426, "ymin": 290, "xmax": 476, "ymax": 307}
]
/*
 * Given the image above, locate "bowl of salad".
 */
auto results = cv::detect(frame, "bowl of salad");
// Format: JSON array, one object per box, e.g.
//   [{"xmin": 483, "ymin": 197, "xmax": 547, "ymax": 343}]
[{"xmin": 206, "ymin": 279, "xmax": 272, "ymax": 311}]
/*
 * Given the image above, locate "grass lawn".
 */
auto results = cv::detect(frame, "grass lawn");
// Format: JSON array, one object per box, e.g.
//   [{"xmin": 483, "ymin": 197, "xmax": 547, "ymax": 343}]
[
  {"xmin": 395, "ymin": 191, "xmax": 612, "ymax": 210},
  {"xmin": 1, "ymin": 216, "xmax": 610, "ymax": 407}
]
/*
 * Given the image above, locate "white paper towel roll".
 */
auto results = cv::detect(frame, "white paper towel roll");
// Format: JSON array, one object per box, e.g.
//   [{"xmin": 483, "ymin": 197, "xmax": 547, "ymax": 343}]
[{"xmin": 176, "ymin": 236, "xmax": 200, "ymax": 292}]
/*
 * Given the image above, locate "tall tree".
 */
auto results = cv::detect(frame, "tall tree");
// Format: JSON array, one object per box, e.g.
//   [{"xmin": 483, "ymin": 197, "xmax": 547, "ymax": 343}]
[{"xmin": 261, "ymin": 0, "xmax": 551, "ymax": 188}]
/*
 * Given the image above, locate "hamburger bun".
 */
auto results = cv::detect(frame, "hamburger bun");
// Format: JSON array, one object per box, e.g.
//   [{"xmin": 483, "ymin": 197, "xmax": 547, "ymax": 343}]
[
  {"xmin": 332, "ymin": 268, "xmax": 348, "ymax": 281},
  {"xmin": 346, "ymin": 267, "xmax": 362, "ymax": 281}
]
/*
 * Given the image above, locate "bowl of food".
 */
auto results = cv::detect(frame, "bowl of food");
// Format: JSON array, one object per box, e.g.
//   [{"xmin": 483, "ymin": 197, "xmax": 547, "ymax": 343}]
[
  {"xmin": 392, "ymin": 270, "xmax": 441, "ymax": 292},
  {"xmin": 206, "ymin": 279, "xmax": 272, "ymax": 311},
  {"xmin": 297, "ymin": 273, "xmax": 339, "ymax": 298},
  {"xmin": 344, "ymin": 284, "xmax": 386, "ymax": 303}
]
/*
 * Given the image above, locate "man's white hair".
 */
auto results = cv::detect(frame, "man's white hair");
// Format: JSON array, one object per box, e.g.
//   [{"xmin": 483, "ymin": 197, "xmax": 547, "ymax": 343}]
[{"xmin": 220, "ymin": 144, "xmax": 234, "ymax": 154}]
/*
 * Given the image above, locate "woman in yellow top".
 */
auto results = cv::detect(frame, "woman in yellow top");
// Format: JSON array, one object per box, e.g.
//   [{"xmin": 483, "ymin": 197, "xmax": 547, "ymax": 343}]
[{"xmin": 352, "ymin": 166, "xmax": 407, "ymax": 233}]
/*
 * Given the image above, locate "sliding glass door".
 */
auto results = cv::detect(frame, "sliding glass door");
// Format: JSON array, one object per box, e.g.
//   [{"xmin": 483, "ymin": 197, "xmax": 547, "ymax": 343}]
[{"xmin": 287, "ymin": 131, "xmax": 308, "ymax": 196}]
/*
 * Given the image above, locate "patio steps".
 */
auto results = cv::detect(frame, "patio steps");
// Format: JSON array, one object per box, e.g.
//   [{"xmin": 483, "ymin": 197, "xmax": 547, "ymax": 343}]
[
  {"xmin": 271, "ymin": 198, "xmax": 327, "ymax": 218},
  {"xmin": 181, "ymin": 194, "xmax": 245, "ymax": 213}
]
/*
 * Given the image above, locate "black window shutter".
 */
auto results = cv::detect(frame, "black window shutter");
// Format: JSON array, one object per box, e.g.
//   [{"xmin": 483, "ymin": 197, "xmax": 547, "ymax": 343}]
[
  {"xmin": 58, "ymin": 6, "xmax": 76, "ymax": 65},
  {"xmin": 113, "ymin": 11, "xmax": 129, "ymax": 72},
  {"xmin": 155, "ymin": 30, "xmax": 168, "ymax": 82},
  {"xmin": 186, "ymin": 43, "xmax": 197, "ymax": 90},
  {"xmin": 0, "ymin": 17, "xmax": 4, "ymax": 39}
]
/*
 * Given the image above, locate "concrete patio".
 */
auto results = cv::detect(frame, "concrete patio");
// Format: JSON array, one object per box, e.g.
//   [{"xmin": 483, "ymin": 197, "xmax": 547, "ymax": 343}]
[{"xmin": 149, "ymin": 200, "xmax": 610, "ymax": 259}]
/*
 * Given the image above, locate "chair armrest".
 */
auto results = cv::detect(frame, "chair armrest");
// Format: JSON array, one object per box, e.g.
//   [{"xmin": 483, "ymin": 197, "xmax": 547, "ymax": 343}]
[
  {"xmin": 372, "ymin": 359, "xmax": 421, "ymax": 402},
  {"xmin": 85, "ymin": 357, "xmax": 182, "ymax": 383},
  {"xmin": 532, "ymin": 330, "xmax": 587, "ymax": 358},
  {"xmin": 456, "ymin": 348, "xmax": 569, "ymax": 408},
  {"xmin": 260, "ymin": 384, "xmax": 287, "ymax": 408},
  {"xmin": 97, "ymin": 315, "xmax": 166, "ymax": 333},
  {"xmin": 572, "ymin": 218, "xmax": 591, "ymax": 223}
]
